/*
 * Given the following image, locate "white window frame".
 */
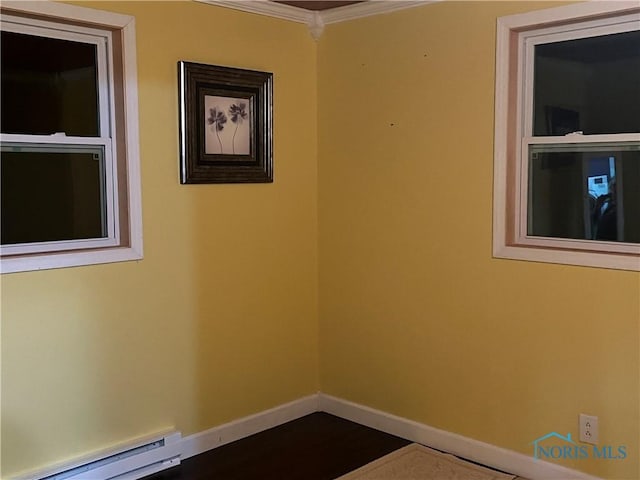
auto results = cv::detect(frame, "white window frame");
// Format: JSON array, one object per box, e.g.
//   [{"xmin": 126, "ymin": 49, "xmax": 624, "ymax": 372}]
[
  {"xmin": 0, "ymin": 142, "xmax": 117, "ymax": 256},
  {"xmin": 0, "ymin": 1, "xmax": 143, "ymax": 273},
  {"xmin": 493, "ymin": 1, "xmax": 640, "ymax": 271}
]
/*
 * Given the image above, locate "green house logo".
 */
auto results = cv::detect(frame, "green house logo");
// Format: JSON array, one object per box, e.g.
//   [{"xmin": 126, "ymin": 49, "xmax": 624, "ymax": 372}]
[{"xmin": 531, "ymin": 432, "xmax": 627, "ymax": 461}]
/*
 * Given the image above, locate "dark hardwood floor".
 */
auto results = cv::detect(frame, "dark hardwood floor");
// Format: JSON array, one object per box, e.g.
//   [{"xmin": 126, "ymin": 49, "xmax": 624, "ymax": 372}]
[{"xmin": 143, "ymin": 412, "xmax": 411, "ymax": 480}]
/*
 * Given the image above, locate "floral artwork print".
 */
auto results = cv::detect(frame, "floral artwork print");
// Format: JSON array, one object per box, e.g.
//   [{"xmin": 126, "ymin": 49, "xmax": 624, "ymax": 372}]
[
  {"xmin": 207, "ymin": 106, "xmax": 227, "ymax": 153},
  {"xmin": 229, "ymin": 102, "xmax": 248, "ymax": 154},
  {"xmin": 204, "ymin": 96, "xmax": 250, "ymax": 155}
]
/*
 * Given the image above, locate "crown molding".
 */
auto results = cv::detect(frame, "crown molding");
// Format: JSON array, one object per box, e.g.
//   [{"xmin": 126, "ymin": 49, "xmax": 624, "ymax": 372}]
[
  {"xmin": 321, "ymin": 0, "xmax": 438, "ymax": 24},
  {"xmin": 195, "ymin": 1, "xmax": 437, "ymax": 37},
  {"xmin": 196, "ymin": 0, "xmax": 312, "ymax": 24}
]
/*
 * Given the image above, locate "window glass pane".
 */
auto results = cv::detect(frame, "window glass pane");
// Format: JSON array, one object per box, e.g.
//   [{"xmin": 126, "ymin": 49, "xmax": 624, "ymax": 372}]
[
  {"xmin": 533, "ymin": 30, "xmax": 640, "ymax": 136},
  {"xmin": 0, "ymin": 30, "xmax": 99, "ymax": 136},
  {"xmin": 1, "ymin": 144, "xmax": 106, "ymax": 245},
  {"xmin": 528, "ymin": 143, "xmax": 640, "ymax": 243}
]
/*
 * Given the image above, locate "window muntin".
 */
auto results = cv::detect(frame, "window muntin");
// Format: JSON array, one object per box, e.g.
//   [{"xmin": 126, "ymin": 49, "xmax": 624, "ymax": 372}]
[
  {"xmin": 0, "ymin": 143, "xmax": 119, "ymax": 254},
  {"xmin": 518, "ymin": 17, "xmax": 640, "ymax": 249},
  {"xmin": 0, "ymin": 2, "xmax": 142, "ymax": 274},
  {"xmin": 0, "ymin": 16, "xmax": 118, "ymax": 257},
  {"xmin": 493, "ymin": 2, "xmax": 640, "ymax": 271}
]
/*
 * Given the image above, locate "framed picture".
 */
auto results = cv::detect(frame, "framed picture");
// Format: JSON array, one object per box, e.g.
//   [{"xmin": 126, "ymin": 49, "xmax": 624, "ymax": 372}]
[{"xmin": 178, "ymin": 61, "xmax": 273, "ymax": 183}]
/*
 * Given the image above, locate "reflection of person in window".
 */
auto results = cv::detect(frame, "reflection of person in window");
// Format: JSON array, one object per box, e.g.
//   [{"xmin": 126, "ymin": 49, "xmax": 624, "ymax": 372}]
[{"xmin": 595, "ymin": 178, "xmax": 617, "ymax": 241}]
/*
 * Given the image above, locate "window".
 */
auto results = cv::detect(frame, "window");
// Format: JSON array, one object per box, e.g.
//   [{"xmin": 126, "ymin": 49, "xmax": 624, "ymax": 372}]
[
  {"xmin": 494, "ymin": 2, "xmax": 640, "ymax": 271},
  {"xmin": 0, "ymin": 2, "xmax": 142, "ymax": 273}
]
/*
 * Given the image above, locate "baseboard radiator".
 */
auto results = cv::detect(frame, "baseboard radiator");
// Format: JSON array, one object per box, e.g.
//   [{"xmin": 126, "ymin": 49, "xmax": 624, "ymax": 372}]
[{"xmin": 18, "ymin": 431, "xmax": 182, "ymax": 480}]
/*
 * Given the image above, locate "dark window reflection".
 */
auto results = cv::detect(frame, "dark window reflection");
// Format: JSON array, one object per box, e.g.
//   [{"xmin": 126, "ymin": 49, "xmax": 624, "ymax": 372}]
[
  {"xmin": 534, "ymin": 30, "xmax": 640, "ymax": 136},
  {"xmin": 1, "ymin": 31, "xmax": 99, "ymax": 137},
  {"xmin": 1, "ymin": 147, "xmax": 106, "ymax": 245},
  {"xmin": 528, "ymin": 145, "xmax": 640, "ymax": 243}
]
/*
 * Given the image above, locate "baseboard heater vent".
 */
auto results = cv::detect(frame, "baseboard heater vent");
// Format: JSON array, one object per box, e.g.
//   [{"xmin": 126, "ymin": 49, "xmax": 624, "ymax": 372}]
[{"xmin": 19, "ymin": 431, "xmax": 182, "ymax": 480}]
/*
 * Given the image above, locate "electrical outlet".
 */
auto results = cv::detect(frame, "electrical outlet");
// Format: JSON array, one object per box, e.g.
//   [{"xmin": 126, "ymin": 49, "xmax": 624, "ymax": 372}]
[{"xmin": 580, "ymin": 414, "xmax": 598, "ymax": 444}]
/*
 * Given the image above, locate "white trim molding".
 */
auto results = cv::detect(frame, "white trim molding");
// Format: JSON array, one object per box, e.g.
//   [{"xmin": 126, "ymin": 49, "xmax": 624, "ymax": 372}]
[
  {"xmin": 181, "ymin": 393, "xmax": 604, "ymax": 480},
  {"xmin": 492, "ymin": 0, "xmax": 640, "ymax": 272},
  {"xmin": 181, "ymin": 394, "xmax": 319, "ymax": 459},
  {"xmin": 321, "ymin": 0, "xmax": 436, "ymax": 25},
  {"xmin": 196, "ymin": 0, "xmax": 311, "ymax": 24},
  {"xmin": 0, "ymin": 1, "xmax": 144, "ymax": 274},
  {"xmin": 195, "ymin": 0, "xmax": 439, "ymax": 39},
  {"xmin": 18, "ymin": 394, "xmax": 608, "ymax": 479},
  {"xmin": 318, "ymin": 394, "xmax": 604, "ymax": 480}
]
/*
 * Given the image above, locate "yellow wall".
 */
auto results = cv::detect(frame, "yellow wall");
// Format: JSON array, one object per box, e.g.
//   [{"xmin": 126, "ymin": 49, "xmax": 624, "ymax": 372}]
[
  {"xmin": 317, "ymin": 2, "xmax": 639, "ymax": 480},
  {"xmin": 1, "ymin": 1, "xmax": 319, "ymax": 476},
  {"xmin": 2, "ymin": 1, "xmax": 639, "ymax": 480}
]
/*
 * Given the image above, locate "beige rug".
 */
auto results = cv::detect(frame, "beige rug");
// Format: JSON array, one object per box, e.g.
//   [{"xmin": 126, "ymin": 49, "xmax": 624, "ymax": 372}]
[{"xmin": 337, "ymin": 444, "xmax": 516, "ymax": 480}]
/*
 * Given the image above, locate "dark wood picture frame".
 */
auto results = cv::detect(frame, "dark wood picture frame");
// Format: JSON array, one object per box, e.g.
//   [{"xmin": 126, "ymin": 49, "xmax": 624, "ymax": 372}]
[{"xmin": 178, "ymin": 61, "xmax": 273, "ymax": 183}]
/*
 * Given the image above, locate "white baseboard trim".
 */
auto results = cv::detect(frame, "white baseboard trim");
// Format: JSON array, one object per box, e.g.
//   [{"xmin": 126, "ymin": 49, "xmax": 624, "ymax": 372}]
[
  {"xmin": 14, "ymin": 393, "xmax": 605, "ymax": 480},
  {"xmin": 178, "ymin": 393, "xmax": 602, "ymax": 480},
  {"xmin": 318, "ymin": 393, "xmax": 602, "ymax": 480},
  {"xmin": 180, "ymin": 394, "xmax": 319, "ymax": 459}
]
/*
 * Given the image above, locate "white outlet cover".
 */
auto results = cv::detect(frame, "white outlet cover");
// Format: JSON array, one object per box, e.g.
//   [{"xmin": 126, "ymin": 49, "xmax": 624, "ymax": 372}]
[{"xmin": 579, "ymin": 413, "xmax": 599, "ymax": 444}]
